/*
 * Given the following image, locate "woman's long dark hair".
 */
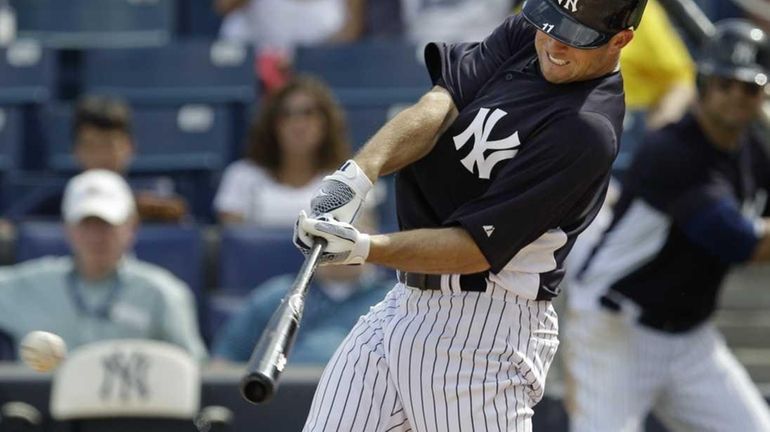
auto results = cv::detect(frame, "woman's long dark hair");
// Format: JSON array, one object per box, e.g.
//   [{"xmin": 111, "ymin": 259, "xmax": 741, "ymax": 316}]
[{"xmin": 245, "ymin": 75, "xmax": 351, "ymax": 176}]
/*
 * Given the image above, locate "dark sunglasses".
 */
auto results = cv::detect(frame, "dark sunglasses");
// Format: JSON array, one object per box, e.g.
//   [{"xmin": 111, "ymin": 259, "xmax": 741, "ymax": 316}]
[
  {"xmin": 713, "ymin": 76, "xmax": 765, "ymax": 96},
  {"xmin": 278, "ymin": 105, "xmax": 322, "ymax": 118}
]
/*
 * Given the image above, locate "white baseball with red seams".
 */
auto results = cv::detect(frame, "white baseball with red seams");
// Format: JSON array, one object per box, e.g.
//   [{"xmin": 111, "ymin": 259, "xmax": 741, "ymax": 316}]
[{"xmin": 19, "ymin": 331, "xmax": 67, "ymax": 372}]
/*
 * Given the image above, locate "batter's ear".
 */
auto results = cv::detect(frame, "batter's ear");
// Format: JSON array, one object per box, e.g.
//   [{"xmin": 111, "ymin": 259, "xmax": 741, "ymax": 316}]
[{"xmin": 610, "ymin": 29, "xmax": 635, "ymax": 52}]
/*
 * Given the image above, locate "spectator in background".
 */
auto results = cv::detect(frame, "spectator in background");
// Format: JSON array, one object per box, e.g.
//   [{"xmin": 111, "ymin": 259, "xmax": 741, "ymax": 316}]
[
  {"xmin": 214, "ymin": 0, "xmax": 365, "ymax": 90},
  {"xmin": 620, "ymin": 0, "xmax": 696, "ymax": 130},
  {"xmin": 215, "ymin": 0, "xmax": 365, "ymax": 47},
  {"xmin": 214, "ymin": 75, "xmax": 351, "ymax": 227},
  {"xmin": 0, "ymin": 170, "xmax": 207, "ymax": 361},
  {"xmin": 73, "ymin": 95, "xmax": 189, "ymax": 223},
  {"xmin": 4, "ymin": 95, "xmax": 188, "ymax": 223},
  {"xmin": 212, "ymin": 266, "xmax": 391, "ymax": 364},
  {"xmin": 400, "ymin": 0, "xmax": 515, "ymax": 47},
  {"xmin": 211, "ymin": 211, "xmax": 390, "ymax": 364}
]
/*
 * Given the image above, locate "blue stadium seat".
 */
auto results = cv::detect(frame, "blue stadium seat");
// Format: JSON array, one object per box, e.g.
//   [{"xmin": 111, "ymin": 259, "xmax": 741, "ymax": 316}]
[
  {"xmin": 294, "ymin": 41, "xmax": 431, "ymax": 105},
  {"xmin": 219, "ymin": 227, "xmax": 302, "ymax": 294},
  {"xmin": 82, "ymin": 40, "xmax": 256, "ymax": 103},
  {"xmin": 0, "ymin": 328, "xmax": 15, "ymax": 361},
  {"xmin": 15, "ymin": 222, "xmax": 71, "ymax": 259},
  {"xmin": 11, "ymin": 0, "xmax": 175, "ymax": 48},
  {"xmin": 44, "ymin": 103, "xmax": 233, "ymax": 173},
  {"xmin": 206, "ymin": 292, "xmax": 248, "ymax": 343},
  {"xmin": 176, "ymin": 2, "xmax": 222, "ymax": 38},
  {"xmin": 0, "ymin": 40, "xmax": 56, "ymax": 103},
  {"xmin": 1, "ymin": 172, "xmax": 68, "ymax": 221},
  {"xmin": 0, "ymin": 106, "xmax": 23, "ymax": 171},
  {"xmin": 14, "ymin": 222, "xmax": 205, "ymax": 300},
  {"xmin": 345, "ymin": 104, "xmax": 390, "ymax": 149}
]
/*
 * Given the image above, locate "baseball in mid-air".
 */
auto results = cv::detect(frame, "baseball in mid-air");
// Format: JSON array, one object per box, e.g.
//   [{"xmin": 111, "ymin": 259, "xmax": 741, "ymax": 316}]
[{"xmin": 19, "ymin": 331, "xmax": 67, "ymax": 372}]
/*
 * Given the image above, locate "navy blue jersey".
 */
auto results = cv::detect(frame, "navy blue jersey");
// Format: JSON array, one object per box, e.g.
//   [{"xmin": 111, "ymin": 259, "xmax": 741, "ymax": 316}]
[
  {"xmin": 395, "ymin": 14, "xmax": 625, "ymax": 300},
  {"xmin": 576, "ymin": 113, "xmax": 770, "ymax": 330}
]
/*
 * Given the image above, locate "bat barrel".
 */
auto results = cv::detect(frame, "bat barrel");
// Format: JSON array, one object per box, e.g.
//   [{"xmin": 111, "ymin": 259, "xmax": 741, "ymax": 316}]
[
  {"xmin": 239, "ymin": 239, "xmax": 327, "ymax": 404},
  {"xmin": 241, "ymin": 371, "xmax": 275, "ymax": 403}
]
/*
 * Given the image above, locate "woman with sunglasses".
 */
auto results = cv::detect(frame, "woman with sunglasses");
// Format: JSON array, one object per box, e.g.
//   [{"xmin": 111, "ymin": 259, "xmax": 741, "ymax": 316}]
[
  {"xmin": 564, "ymin": 19, "xmax": 770, "ymax": 432},
  {"xmin": 214, "ymin": 75, "xmax": 351, "ymax": 226}
]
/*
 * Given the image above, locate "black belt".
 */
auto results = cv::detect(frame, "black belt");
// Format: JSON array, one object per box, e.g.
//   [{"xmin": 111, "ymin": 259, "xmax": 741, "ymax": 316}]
[
  {"xmin": 397, "ymin": 270, "xmax": 487, "ymax": 292},
  {"xmin": 599, "ymin": 294, "xmax": 698, "ymax": 334}
]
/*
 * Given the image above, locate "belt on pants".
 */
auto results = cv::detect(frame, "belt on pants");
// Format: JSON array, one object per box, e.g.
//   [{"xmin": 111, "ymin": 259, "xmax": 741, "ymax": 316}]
[
  {"xmin": 397, "ymin": 270, "xmax": 487, "ymax": 292},
  {"xmin": 599, "ymin": 294, "xmax": 698, "ymax": 334}
]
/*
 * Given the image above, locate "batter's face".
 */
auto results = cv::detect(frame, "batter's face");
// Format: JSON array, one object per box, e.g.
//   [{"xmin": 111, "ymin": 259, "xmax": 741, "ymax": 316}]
[{"xmin": 534, "ymin": 30, "xmax": 634, "ymax": 84}]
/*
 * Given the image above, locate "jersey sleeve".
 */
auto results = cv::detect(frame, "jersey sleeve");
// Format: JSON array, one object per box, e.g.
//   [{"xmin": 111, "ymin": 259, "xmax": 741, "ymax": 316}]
[
  {"xmin": 424, "ymin": 14, "xmax": 530, "ymax": 111},
  {"xmin": 446, "ymin": 112, "xmax": 617, "ymax": 273},
  {"xmin": 632, "ymin": 134, "xmax": 761, "ymax": 263}
]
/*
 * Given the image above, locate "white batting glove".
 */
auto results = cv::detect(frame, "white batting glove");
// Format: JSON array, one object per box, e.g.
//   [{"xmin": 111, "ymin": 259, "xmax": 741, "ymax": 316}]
[
  {"xmin": 310, "ymin": 160, "xmax": 373, "ymax": 224},
  {"xmin": 294, "ymin": 211, "xmax": 370, "ymax": 265}
]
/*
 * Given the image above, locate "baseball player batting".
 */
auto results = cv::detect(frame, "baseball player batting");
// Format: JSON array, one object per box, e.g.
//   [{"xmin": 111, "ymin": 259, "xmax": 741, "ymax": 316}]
[
  {"xmin": 565, "ymin": 19, "xmax": 770, "ymax": 432},
  {"xmin": 292, "ymin": 0, "xmax": 648, "ymax": 430}
]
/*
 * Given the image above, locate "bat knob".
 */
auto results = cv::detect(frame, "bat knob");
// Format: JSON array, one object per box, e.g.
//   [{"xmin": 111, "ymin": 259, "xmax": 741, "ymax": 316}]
[{"xmin": 240, "ymin": 372, "xmax": 275, "ymax": 404}]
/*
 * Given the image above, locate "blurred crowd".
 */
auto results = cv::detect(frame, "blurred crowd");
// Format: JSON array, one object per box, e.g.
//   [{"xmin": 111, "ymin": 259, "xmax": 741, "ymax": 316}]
[{"xmin": 0, "ymin": 0, "xmax": 767, "ymax": 376}]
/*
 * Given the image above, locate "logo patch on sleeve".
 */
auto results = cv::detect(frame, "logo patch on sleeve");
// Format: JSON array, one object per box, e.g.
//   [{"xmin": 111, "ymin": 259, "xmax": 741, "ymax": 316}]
[{"xmin": 483, "ymin": 225, "xmax": 496, "ymax": 237}]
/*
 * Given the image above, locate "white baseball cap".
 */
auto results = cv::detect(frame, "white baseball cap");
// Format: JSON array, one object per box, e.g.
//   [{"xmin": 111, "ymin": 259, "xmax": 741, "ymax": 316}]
[{"xmin": 62, "ymin": 169, "xmax": 136, "ymax": 225}]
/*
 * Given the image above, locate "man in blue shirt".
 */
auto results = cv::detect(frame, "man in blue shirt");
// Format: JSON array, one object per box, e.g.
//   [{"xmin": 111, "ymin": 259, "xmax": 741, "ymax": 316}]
[{"xmin": 212, "ymin": 266, "xmax": 391, "ymax": 364}]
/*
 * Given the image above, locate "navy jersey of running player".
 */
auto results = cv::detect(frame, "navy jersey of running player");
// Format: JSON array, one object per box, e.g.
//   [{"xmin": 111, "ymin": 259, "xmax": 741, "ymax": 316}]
[
  {"xmin": 578, "ymin": 112, "xmax": 770, "ymax": 331},
  {"xmin": 395, "ymin": 14, "xmax": 626, "ymax": 300}
]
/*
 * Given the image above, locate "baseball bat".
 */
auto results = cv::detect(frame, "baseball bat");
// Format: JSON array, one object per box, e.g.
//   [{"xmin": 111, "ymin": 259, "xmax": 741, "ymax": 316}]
[
  {"xmin": 240, "ymin": 239, "xmax": 327, "ymax": 404},
  {"xmin": 657, "ymin": 0, "xmax": 770, "ymax": 130}
]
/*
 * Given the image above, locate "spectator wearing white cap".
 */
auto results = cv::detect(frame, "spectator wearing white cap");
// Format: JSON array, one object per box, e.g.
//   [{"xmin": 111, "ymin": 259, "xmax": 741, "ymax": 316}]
[{"xmin": 0, "ymin": 170, "xmax": 207, "ymax": 361}]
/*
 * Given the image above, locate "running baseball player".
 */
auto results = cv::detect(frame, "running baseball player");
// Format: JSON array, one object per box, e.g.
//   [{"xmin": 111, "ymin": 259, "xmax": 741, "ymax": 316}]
[
  {"xmin": 293, "ymin": 0, "xmax": 647, "ymax": 430},
  {"xmin": 565, "ymin": 19, "xmax": 770, "ymax": 432}
]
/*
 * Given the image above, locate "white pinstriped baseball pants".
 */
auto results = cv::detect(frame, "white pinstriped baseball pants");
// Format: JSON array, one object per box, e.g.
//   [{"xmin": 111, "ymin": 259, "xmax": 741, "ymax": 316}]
[
  {"xmin": 564, "ymin": 309, "xmax": 770, "ymax": 432},
  {"xmin": 302, "ymin": 282, "xmax": 559, "ymax": 432}
]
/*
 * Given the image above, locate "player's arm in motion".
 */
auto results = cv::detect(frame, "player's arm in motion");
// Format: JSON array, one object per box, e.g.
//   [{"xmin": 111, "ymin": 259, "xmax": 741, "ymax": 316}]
[
  {"xmin": 355, "ymin": 85, "xmax": 458, "ymax": 178},
  {"xmin": 294, "ymin": 85, "xmax": 492, "ymax": 274},
  {"xmin": 354, "ymin": 86, "xmax": 490, "ymax": 273}
]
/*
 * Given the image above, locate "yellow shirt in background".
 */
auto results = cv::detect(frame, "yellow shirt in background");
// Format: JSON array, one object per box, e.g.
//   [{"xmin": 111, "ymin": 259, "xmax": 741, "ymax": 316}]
[{"xmin": 620, "ymin": 0, "xmax": 696, "ymax": 110}]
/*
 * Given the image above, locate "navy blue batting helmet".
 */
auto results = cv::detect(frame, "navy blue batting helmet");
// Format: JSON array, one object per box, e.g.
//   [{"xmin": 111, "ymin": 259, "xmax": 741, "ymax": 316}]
[{"xmin": 521, "ymin": 0, "xmax": 648, "ymax": 49}]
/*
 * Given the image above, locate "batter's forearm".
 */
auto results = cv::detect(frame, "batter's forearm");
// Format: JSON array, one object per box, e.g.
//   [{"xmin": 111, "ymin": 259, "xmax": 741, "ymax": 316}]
[
  {"xmin": 355, "ymin": 86, "xmax": 458, "ymax": 181},
  {"xmin": 367, "ymin": 227, "xmax": 490, "ymax": 274}
]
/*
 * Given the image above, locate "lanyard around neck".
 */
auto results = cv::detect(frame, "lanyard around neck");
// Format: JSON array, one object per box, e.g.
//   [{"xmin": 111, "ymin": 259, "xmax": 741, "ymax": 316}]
[{"xmin": 67, "ymin": 271, "xmax": 123, "ymax": 320}]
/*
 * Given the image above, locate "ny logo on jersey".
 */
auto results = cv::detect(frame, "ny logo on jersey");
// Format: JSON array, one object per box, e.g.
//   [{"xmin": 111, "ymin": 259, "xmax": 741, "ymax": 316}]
[
  {"xmin": 453, "ymin": 108, "xmax": 520, "ymax": 179},
  {"xmin": 556, "ymin": 0, "xmax": 579, "ymax": 12}
]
